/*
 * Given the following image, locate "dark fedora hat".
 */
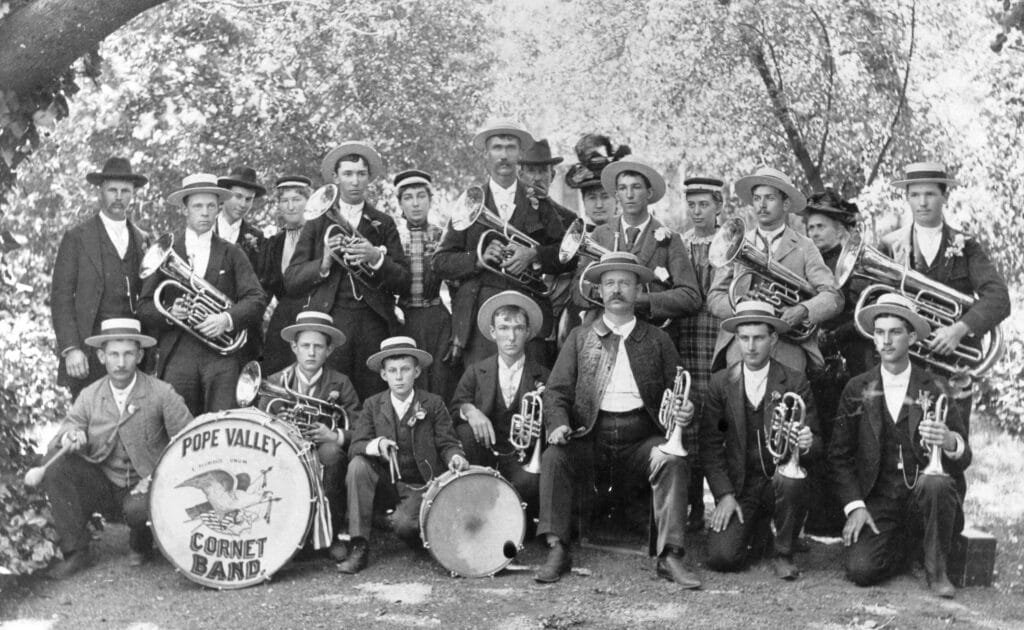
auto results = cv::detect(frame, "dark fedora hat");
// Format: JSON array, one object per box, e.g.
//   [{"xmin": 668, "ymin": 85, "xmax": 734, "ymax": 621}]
[
  {"xmin": 519, "ymin": 139, "xmax": 564, "ymax": 166},
  {"xmin": 798, "ymin": 190, "xmax": 860, "ymax": 228},
  {"xmin": 85, "ymin": 157, "xmax": 148, "ymax": 187},
  {"xmin": 218, "ymin": 166, "xmax": 267, "ymax": 198}
]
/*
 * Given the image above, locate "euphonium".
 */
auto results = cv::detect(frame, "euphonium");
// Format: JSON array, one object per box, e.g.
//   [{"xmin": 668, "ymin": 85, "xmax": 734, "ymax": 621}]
[
  {"xmin": 708, "ymin": 217, "xmax": 818, "ymax": 342},
  {"xmin": 560, "ymin": 218, "xmax": 613, "ymax": 310},
  {"xmin": 765, "ymin": 392, "xmax": 807, "ymax": 480},
  {"xmin": 919, "ymin": 391, "xmax": 950, "ymax": 478},
  {"xmin": 449, "ymin": 186, "xmax": 553, "ymax": 298},
  {"xmin": 305, "ymin": 184, "xmax": 381, "ymax": 300},
  {"xmin": 509, "ymin": 385, "xmax": 545, "ymax": 475},
  {"xmin": 139, "ymin": 233, "xmax": 247, "ymax": 355},
  {"xmin": 235, "ymin": 361, "xmax": 349, "ymax": 432},
  {"xmin": 838, "ymin": 230, "xmax": 1004, "ymax": 380},
  {"xmin": 658, "ymin": 367, "xmax": 692, "ymax": 457}
]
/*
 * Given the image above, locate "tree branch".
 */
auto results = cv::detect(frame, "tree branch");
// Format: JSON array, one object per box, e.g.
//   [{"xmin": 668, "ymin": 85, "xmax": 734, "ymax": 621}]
[
  {"xmin": 809, "ymin": 6, "xmax": 835, "ymax": 174},
  {"xmin": 866, "ymin": 0, "xmax": 916, "ymax": 186}
]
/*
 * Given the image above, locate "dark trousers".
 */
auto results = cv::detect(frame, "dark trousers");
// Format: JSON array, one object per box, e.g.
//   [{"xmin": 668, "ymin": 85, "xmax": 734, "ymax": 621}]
[
  {"xmin": 317, "ymin": 441, "xmax": 348, "ymax": 536},
  {"xmin": 454, "ymin": 423, "xmax": 540, "ymax": 519},
  {"xmin": 706, "ymin": 473, "xmax": 807, "ymax": 571},
  {"xmin": 537, "ymin": 420, "xmax": 689, "ymax": 556},
  {"xmin": 42, "ymin": 454, "xmax": 150, "ymax": 555},
  {"xmin": 329, "ymin": 305, "xmax": 389, "ymax": 402},
  {"xmin": 261, "ymin": 298, "xmax": 305, "ymax": 376},
  {"xmin": 162, "ymin": 335, "xmax": 240, "ymax": 416},
  {"xmin": 845, "ymin": 475, "xmax": 961, "ymax": 586},
  {"xmin": 403, "ymin": 303, "xmax": 456, "ymax": 402},
  {"xmin": 346, "ymin": 455, "xmax": 424, "ymax": 542}
]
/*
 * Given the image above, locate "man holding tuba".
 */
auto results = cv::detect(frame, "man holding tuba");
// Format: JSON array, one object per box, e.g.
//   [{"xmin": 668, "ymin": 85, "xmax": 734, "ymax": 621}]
[
  {"xmin": 138, "ymin": 174, "xmax": 267, "ymax": 416},
  {"xmin": 699, "ymin": 301, "xmax": 820, "ymax": 580},
  {"xmin": 451, "ymin": 290, "xmax": 548, "ymax": 522},
  {"xmin": 831, "ymin": 293, "xmax": 970, "ymax": 598}
]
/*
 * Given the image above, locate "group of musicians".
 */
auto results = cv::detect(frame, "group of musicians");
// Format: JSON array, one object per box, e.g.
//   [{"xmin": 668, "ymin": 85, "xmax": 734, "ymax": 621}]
[{"xmin": 40, "ymin": 119, "xmax": 1010, "ymax": 600}]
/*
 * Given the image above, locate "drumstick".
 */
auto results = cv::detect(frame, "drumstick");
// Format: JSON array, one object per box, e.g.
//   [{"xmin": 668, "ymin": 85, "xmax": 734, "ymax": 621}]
[{"xmin": 23, "ymin": 440, "xmax": 72, "ymax": 488}]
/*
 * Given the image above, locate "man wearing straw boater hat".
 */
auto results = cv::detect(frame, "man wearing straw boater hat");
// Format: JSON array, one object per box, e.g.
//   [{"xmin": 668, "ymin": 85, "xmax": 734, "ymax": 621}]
[
  {"xmin": 138, "ymin": 174, "xmax": 267, "ymax": 416},
  {"xmin": 699, "ymin": 301, "xmax": 820, "ymax": 581},
  {"xmin": 338, "ymin": 337, "xmax": 467, "ymax": 574},
  {"xmin": 40, "ymin": 318, "xmax": 192, "ymax": 578},
  {"xmin": 284, "ymin": 141, "xmax": 410, "ymax": 401},
  {"xmin": 831, "ymin": 293, "xmax": 971, "ymax": 598},
  {"xmin": 707, "ymin": 166, "xmax": 843, "ymax": 374},
  {"xmin": 879, "ymin": 161, "xmax": 1010, "ymax": 434},
  {"xmin": 51, "ymin": 157, "xmax": 150, "ymax": 398},
  {"xmin": 536, "ymin": 251, "xmax": 700, "ymax": 588}
]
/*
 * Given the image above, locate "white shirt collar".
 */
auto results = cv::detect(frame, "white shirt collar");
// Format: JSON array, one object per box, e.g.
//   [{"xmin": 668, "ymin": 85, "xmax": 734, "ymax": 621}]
[
  {"xmin": 294, "ymin": 367, "xmax": 323, "ymax": 389},
  {"xmin": 498, "ymin": 354, "xmax": 526, "ymax": 371},
  {"xmin": 914, "ymin": 223, "xmax": 944, "ymax": 237},
  {"xmin": 337, "ymin": 201, "xmax": 365, "ymax": 228},
  {"xmin": 488, "ymin": 178, "xmax": 517, "ymax": 199},
  {"xmin": 744, "ymin": 362, "xmax": 770, "ymax": 381},
  {"xmin": 743, "ymin": 362, "xmax": 771, "ymax": 407},
  {"xmin": 185, "ymin": 227, "xmax": 213, "ymax": 245},
  {"xmin": 99, "ymin": 212, "xmax": 128, "ymax": 232},
  {"xmin": 109, "ymin": 373, "xmax": 138, "ymax": 413},
  {"xmin": 880, "ymin": 362, "xmax": 912, "ymax": 386},
  {"xmin": 602, "ymin": 315, "xmax": 637, "ymax": 338},
  {"xmin": 620, "ymin": 215, "xmax": 651, "ymax": 236},
  {"xmin": 756, "ymin": 224, "xmax": 787, "ymax": 240},
  {"xmin": 391, "ymin": 391, "xmax": 415, "ymax": 418}
]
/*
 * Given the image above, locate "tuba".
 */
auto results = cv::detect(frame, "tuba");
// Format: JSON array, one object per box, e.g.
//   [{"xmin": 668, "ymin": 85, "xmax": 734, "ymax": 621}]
[
  {"xmin": 305, "ymin": 184, "xmax": 381, "ymax": 301},
  {"xmin": 765, "ymin": 392, "xmax": 807, "ymax": 480},
  {"xmin": 919, "ymin": 391, "xmax": 950, "ymax": 478},
  {"xmin": 139, "ymin": 233, "xmax": 247, "ymax": 354},
  {"xmin": 658, "ymin": 367, "xmax": 692, "ymax": 457},
  {"xmin": 509, "ymin": 385, "xmax": 545, "ymax": 474},
  {"xmin": 448, "ymin": 186, "xmax": 553, "ymax": 298},
  {"xmin": 838, "ymin": 230, "xmax": 1004, "ymax": 379},
  {"xmin": 235, "ymin": 361, "xmax": 349, "ymax": 432},
  {"xmin": 709, "ymin": 217, "xmax": 817, "ymax": 342}
]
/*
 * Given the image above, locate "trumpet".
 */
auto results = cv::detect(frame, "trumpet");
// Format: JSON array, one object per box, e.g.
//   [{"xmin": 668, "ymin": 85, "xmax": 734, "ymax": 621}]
[
  {"xmin": 449, "ymin": 186, "xmax": 553, "ymax": 298},
  {"xmin": 235, "ymin": 361, "xmax": 349, "ymax": 433},
  {"xmin": 139, "ymin": 233, "xmax": 247, "ymax": 355},
  {"xmin": 765, "ymin": 392, "xmax": 807, "ymax": 480},
  {"xmin": 305, "ymin": 184, "xmax": 381, "ymax": 301},
  {"xmin": 509, "ymin": 385, "xmax": 545, "ymax": 474},
  {"xmin": 919, "ymin": 391, "xmax": 950, "ymax": 478},
  {"xmin": 658, "ymin": 367, "xmax": 692, "ymax": 457}
]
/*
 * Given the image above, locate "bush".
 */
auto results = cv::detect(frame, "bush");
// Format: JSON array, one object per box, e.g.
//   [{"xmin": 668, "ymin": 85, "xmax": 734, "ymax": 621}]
[{"xmin": 974, "ymin": 296, "xmax": 1024, "ymax": 437}]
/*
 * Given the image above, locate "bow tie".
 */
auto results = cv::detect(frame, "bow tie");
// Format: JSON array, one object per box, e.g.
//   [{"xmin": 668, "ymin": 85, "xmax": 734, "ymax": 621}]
[{"xmin": 407, "ymin": 223, "xmax": 427, "ymax": 232}]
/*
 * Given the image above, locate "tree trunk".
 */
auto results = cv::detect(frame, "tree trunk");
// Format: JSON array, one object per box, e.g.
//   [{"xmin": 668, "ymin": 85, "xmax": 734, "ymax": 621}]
[{"xmin": 0, "ymin": 0, "xmax": 167, "ymax": 95}]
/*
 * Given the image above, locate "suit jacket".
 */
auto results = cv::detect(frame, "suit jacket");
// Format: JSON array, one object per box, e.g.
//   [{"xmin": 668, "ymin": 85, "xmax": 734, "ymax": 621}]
[
  {"xmin": 708, "ymin": 225, "xmax": 843, "ymax": 368},
  {"xmin": 700, "ymin": 359, "xmax": 822, "ymax": 499},
  {"xmin": 830, "ymin": 365, "xmax": 972, "ymax": 508},
  {"xmin": 452, "ymin": 354, "xmax": 550, "ymax": 421},
  {"xmin": 51, "ymin": 372, "xmax": 192, "ymax": 479},
  {"xmin": 349, "ymin": 389, "xmax": 464, "ymax": 482},
  {"xmin": 216, "ymin": 217, "xmax": 265, "ymax": 269},
  {"xmin": 879, "ymin": 223, "xmax": 1010, "ymax": 338},
  {"xmin": 261, "ymin": 365, "xmax": 361, "ymax": 444},
  {"xmin": 50, "ymin": 215, "xmax": 148, "ymax": 385},
  {"xmin": 137, "ymin": 231, "xmax": 267, "ymax": 375},
  {"xmin": 258, "ymin": 230, "xmax": 309, "ymax": 340},
  {"xmin": 283, "ymin": 202, "xmax": 409, "ymax": 330}
]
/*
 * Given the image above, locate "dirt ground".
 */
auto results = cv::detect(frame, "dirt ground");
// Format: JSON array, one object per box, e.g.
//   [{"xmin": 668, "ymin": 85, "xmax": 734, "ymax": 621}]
[{"xmin": 2, "ymin": 520, "xmax": 1023, "ymax": 630}]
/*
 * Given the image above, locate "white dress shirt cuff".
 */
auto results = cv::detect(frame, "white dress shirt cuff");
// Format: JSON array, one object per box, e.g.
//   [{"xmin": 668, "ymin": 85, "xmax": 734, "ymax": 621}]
[
  {"xmin": 61, "ymin": 346, "xmax": 80, "ymax": 357},
  {"xmin": 943, "ymin": 433, "xmax": 966, "ymax": 460},
  {"xmin": 366, "ymin": 437, "xmax": 383, "ymax": 457},
  {"xmin": 843, "ymin": 500, "xmax": 866, "ymax": 517}
]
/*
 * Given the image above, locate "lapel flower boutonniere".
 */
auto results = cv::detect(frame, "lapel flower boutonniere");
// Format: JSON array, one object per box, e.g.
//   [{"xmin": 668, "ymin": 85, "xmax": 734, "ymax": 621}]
[
  {"xmin": 654, "ymin": 227, "xmax": 672, "ymax": 244},
  {"xmin": 653, "ymin": 266, "xmax": 670, "ymax": 284},
  {"xmin": 242, "ymin": 232, "xmax": 260, "ymax": 252},
  {"xmin": 769, "ymin": 391, "xmax": 782, "ymax": 405},
  {"xmin": 126, "ymin": 403, "xmax": 138, "ymax": 416},
  {"xmin": 370, "ymin": 219, "xmax": 383, "ymax": 230},
  {"xmin": 944, "ymin": 233, "xmax": 966, "ymax": 260},
  {"xmin": 408, "ymin": 401, "xmax": 427, "ymax": 428}
]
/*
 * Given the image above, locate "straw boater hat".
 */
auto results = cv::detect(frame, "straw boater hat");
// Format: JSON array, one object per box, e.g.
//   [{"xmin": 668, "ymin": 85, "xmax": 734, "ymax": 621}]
[
  {"xmin": 320, "ymin": 141, "xmax": 384, "ymax": 183},
  {"xmin": 166, "ymin": 173, "xmax": 233, "ymax": 206},
  {"xmin": 721, "ymin": 300, "xmax": 791, "ymax": 335},
  {"xmin": 600, "ymin": 158, "xmax": 667, "ymax": 204},
  {"xmin": 366, "ymin": 336, "xmax": 433, "ymax": 371},
  {"xmin": 86, "ymin": 157, "xmax": 148, "ymax": 187},
  {"xmin": 582, "ymin": 250, "xmax": 655, "ymax": 285},
  {"xmin": 890, "ymin": 161, "xmax": 959, "ymax": 189},
  {"xmin": 684, "ymin": 176, "xmax": 724, "ymax": 196},
  {"xmin": 476, "ymin": 290, "xmax": 544, "ymax": 341},
  {"xmin": 734, "ymin": 166, "xmax": 807, "ymax": 213},
  {"xmin": 856, "ymin": 293, "xmax": 931, "ymax": 340},
  {"xmin": 275, "ymin": 175, "xmax": 313, "ymax": 190},
  {"xmin": 84, "ymin": 318, "xmax": 156, "ymax": 348},
  {"xmin": 519, "ymin": 139, "xmax": 564, "ymax": 166},
  {"xmin": 471, "ymin": 118, "xmax": 535, "ymax": 152},
  {"xmin": 281, "ymin": 311, "xmax": 346, "ymax": 347},
  {"xmin": 218, "ymin": 166, "xmax": 267, "ymax": 198},
  {"xmin": 393, "ymin": 169, "xmax": 433, "ymax": 194},
  {"xmin": 798, "ymin": 190, "xmax": 860, "ymax": 228}
]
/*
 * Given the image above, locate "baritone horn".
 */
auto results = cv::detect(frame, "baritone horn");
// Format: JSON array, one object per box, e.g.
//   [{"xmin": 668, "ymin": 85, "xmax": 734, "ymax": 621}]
[
  {"xmin": 919, "ymin": 391, "xmax": 950, "ymax": 478},
  {"xmin": 139, "ymin": 233, "xmax": 246, "ymax": 355},
  {"xmin": 235, "ymin": 361, "xmax": 349, "ymax": 432},
  {"xmin": 658, "ymin": 367, "xmax": 692, "ymax": 457},
  {"xmin": 765, "ymin": 392, "xmax": 807, "ymax": 480},
  {"xmin": 509, "ymin": 385, "xmax": 545, "ymax": 474},
  {"xmin": 305, "ymin": 183, "xmax": 381, "ymax": 301}
]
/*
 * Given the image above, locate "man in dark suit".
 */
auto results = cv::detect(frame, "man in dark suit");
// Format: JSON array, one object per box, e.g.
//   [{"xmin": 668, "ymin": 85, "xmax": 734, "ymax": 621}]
[
  {"xmin": 878, "ymin": 162, "xmax": 1010, "ymax": 434},
  {"xmin": 535, "ymin": 251, "xmax": 699, "ymax": 588},
  {"xmin": 700, "ymin": 301, "xmax": 821, "ymax": 580},
  {"xmin": 452, "ymin": 291, "xmax": 548, "ymax": 517},
  {"xmin": 284, "ymin": 142, "xmax": 410, "ymax": 401},
  {"xmin": 831, "ymin": 293, "xmax": 971, "ymax": 598},
  {"xmin": 432, "ymin": 119, "xmax": 570, "ymax": 368},
  {"xmin": 51, "ymin": 157, "xmax": 149, "ymax": 398},
  {"xmin": 138, "ymin": 174, "xmax": 267, "ymax": 416},
  {"xmin": 42, "ymin": 318, "xmax": 192, "ymax": 578},
  {"xmin": 519, "ymin": 138, "xmax": 577, "ymax": 228}
]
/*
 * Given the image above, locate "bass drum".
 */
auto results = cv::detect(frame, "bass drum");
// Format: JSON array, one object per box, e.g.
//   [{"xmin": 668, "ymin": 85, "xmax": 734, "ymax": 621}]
[
  {"xmin": 149, "ymin": 408, "xmax": 316, "ymax": 589},
  {"xmin": 419, "ymin": 465, "xmax": 526, "ymax": 578}
]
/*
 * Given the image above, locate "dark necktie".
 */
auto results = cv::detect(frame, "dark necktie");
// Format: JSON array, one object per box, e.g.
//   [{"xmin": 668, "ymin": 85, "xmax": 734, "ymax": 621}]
[{"xmin": 625, "ymin": 226, "xmax": 640, "ymax": 250}]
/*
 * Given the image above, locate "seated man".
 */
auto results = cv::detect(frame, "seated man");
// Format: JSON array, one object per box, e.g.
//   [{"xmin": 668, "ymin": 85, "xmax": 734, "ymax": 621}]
[
  {"xmin": 258, "ymin": 310, "xmax": 360, "ymax": 562},
  {"xmin": 339, "ymin": 337, "xmax": 468, "ymax": 574},
  {"xmin": 831, "ymin": 294, "xmax": 971, "ymax": 598},
  {"xmin": 452, "ymin": 290, "xmax": 548, "ymax": 519},
  {"xmin": 42, "ymin": 318, "xmax": 192, "ymax": 577},
  {"xmin": 536, "ymin": 251, "xmax": 699, "ymax": 589},
  {"xmin": 699, "ymin": 301, "xmax": 820, "ymax": 580}
]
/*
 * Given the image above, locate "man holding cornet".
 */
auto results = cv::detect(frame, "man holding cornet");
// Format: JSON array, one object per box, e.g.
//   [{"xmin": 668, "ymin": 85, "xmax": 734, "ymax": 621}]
[
  {"xmin": 699, "ymin": 301, "xmax": 821, "ymax": 581},
  {"xmin": 535, "ymin": 251, "xmax": 699, "ymax": 589}
]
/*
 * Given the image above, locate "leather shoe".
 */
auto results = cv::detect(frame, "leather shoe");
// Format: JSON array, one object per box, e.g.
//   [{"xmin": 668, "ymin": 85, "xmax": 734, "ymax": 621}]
[
  {"xmin": 328, "ymin": 540, "xmax": 348, "ymax": 563},
  {"xmin": 337, "ymin": 538, "xmax": 368, "ymax": 574},
  {"xmin": 656, "ymin": 553, "xmax": 702, "ymax": 590},
  {"xmin": 773, "ymin": 556, "xmax": 800, "ymax": 580},
  {"xmin": 534, "ymin": 542, "xmax": 571, "ymax": 583},
  {"xmin": 47, "ymin": 547, "xmax": 94, "ymax": 579},
  {"xmin": 929, "ymin": 574, "xmax": 956, "ymax": 599}
]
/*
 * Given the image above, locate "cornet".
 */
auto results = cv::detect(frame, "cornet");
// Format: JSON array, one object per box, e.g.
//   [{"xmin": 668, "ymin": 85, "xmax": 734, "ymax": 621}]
[
  {"xmin": 765, "ymin": 392, "xmax": 807, "ymax": 480},
  {"xmin": 658, "ymin": 367, "xmax": 692, "ymax": 457},
  {"xmin": 509, "ymin": 385, "xmax": 545, "ymax": 474},
  {"xmin": 305, "ymin": 184, "xmax": 381, "ymax": 300},
  {"xmin": 235, "ymin": 361, "xmax": 349, "ymax": 433},
  {"xmin": 919, "ymin": 391, "xmax": 950, "ymax": 478}
]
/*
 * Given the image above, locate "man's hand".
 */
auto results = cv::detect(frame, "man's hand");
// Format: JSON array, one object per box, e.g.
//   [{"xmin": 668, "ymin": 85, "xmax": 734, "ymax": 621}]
[
  {"xmin": 130, "ymin": 475, "xmax": 152, "ymax": 496},
  {"xmin": 929, "ymin": 322, "xmax": 969, "ymax": 356},
  {"xmin": 321, "ymin": 234, "xmax": 341, "ymax": 273},
  {"xmin": 303, "ymin": 423, "xmax": 336, "ymax": 445},
  {"xmin": 196, "ymin": 312, "xmax": 231, "ymax": 338},
  {"xmin": 501, "ymin": 243, "xmax": 538, "ymax": 276},
  {"xmin": 377, "ymin": 438, "xmax": 397, "ymax": 458},
  {"xmin": 170, "ymin": 297, "xmax": 189, "ymax": 322},
  {"xmin": 480, "ymin": 240, "xmax": 505, "ymax": 267},
  {"xmin": 710, "ymin": 494, "xmax": 743, "ymax": 533},
  {"xmin": 449, "ymin": 453, "xmax": 469, "ymax": 472},
  {"xmin": 842, "ymin": 507, "xmax": 879, "ymax": 546},
  {"xmin": 920, "ymin": 418, "xmax": 956, "ymax": 451},
  {"xmin": 547, "ymin": 425, "xmax": 572, "ymax": 445},
  {"xmin": 61, "ymin": 429, "xmax": 86, "ymax": 453},
  {"xmin": 789, "ymin": 423, "xmax": 813, "ymax": 452},
  {"xmin": 463, "ymin": 407, "xmax": 496, "ymax": 448},
  {"xmin": 669, "ymin": 398, "xmax": 695, "ymax": 428},
  {"xmin": 780, "ymin": 304, "xmax": 809, "ymax": 328},
  {"xmin": 65, "ymin": 348, "xmax": 89, "ymax": 379},
  {"xmin": 441, "ymin": 342, "xmax": 463, "ymax": 367},
  {"xmin": 342, "ymin": 237, "xmax": 382, "ymax": 268}
]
